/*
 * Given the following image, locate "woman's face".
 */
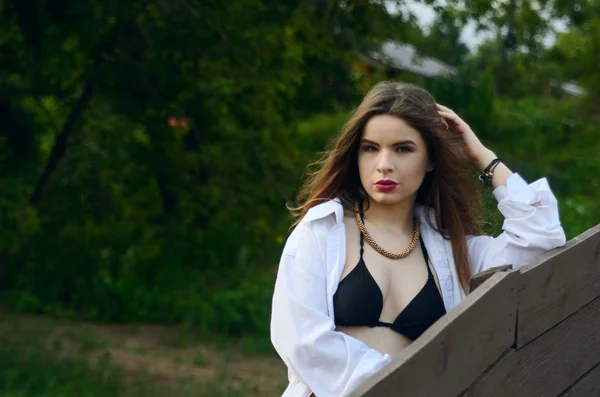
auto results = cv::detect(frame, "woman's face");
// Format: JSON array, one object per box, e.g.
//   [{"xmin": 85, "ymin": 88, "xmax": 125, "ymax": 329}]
[{"xmin": 358, "ymin": 114, "xmax": 433, "ymax": 206}]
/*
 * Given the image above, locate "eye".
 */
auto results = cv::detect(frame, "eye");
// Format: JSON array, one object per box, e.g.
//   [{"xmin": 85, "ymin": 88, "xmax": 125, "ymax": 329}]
[
  {"xmin": 397, "ymin": 146, "xmax": 413, "ymax": 153},
  {"xmin": 360, "ymin": 145, "xmax": 377, "ymax": 152}
]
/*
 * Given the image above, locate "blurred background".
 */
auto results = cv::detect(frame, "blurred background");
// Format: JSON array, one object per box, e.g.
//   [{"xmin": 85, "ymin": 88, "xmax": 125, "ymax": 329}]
[{"xmin": 0, "ymin": 0, "xmax": 598, "ymax": 395}]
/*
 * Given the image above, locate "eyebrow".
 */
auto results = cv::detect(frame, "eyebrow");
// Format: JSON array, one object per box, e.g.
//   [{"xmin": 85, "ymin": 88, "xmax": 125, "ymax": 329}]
[{"xmin": 360, "ymin": 138, "xmax": 416, "ymax": 146}]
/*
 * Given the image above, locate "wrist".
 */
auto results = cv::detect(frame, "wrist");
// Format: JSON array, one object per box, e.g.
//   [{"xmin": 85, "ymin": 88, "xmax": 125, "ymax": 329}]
[{"xmin": 474, "ymin": 148, "xmax": 497, "ymax": 172}]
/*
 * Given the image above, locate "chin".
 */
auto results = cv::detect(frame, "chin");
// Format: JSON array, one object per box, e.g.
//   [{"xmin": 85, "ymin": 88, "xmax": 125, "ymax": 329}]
[
  {"xmin": 368, "ymin": 187, "xmax": 419, "ymax": 206},
  {"xmin": 369, "ymin": 192, "xmax": 405, "ymax": 205}
]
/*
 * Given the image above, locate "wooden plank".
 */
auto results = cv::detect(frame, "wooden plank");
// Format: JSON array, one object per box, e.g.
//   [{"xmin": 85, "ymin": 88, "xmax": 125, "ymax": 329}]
[
  {"xmin": 470, "ymin": 265, "xmax": 512, "ymax": 292},
  {"xmin": 559, "ymin": 361, "xmax": 600, "ymax": 397},
  {"xmin": 352, "ymin": 271, "xmax": 519, "ymax": 397},
  {"xmin": 461, "ymin": 294, "xmax": 600, "ymax": 397},
  {"xmin": 517, "ymin": 224, "xmax": 600, "ymax": 347}
]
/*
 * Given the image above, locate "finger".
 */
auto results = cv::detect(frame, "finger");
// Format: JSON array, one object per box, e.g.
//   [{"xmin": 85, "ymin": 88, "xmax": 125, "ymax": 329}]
[
  {"xmin": 441, "ymin": 118, "xmax": 449, "ymax": 130},
  {"xmin": 436, "ymin": 103, "xmax": 454, "ymax": 113},
  {"xmin": 437, "ymin": 110, "xmax": 459, "ymax": 121}
]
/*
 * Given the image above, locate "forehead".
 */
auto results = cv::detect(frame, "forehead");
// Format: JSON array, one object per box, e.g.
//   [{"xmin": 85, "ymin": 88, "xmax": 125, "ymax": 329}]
[{"xmin": 362, "ymin": 114, "xmax": 423, "ymax": 144}]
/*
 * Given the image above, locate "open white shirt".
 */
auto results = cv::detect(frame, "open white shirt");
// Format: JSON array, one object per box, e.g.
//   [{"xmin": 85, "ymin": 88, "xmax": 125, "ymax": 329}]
[{"xmin": 270, "ymin": 173, "xmax": 566, "ymax": 397}]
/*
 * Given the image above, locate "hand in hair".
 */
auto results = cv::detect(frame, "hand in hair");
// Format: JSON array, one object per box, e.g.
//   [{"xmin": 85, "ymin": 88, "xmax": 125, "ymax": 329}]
[
  {"xmin": 436, "ymin": 103, "xmax": 492, "ymax": 166},
  {"xmin": 436, "ymin": 103, "xmax": 513, "ymax": 188}
]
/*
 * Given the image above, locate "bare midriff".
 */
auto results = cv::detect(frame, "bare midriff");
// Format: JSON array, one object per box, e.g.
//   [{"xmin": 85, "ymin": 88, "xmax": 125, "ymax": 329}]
[{"xmin": 336, "ymin": 325, "xmax": 412, "ymax": 360}]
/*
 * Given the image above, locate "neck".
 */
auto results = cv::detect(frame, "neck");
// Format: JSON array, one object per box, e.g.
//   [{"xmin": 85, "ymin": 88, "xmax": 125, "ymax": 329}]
[{"xmin": 362, "ymin": 198, "xmax": 416, "ymax": 233}]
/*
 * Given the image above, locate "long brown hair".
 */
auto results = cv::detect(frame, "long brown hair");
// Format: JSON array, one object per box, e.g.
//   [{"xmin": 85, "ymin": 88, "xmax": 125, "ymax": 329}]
[{"xmin": 289, "ymin": 81, "xmax": 484, "ymax": 293}]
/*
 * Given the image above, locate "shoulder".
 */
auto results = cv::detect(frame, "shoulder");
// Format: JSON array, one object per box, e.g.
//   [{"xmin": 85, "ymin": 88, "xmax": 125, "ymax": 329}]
[
  {"xmin": 300, "ymin": 198, "xmax": 345, "ymax": 226},
  {"xmin": 282, "ymin": 198, "xmax": 344, "ymax": 256}
]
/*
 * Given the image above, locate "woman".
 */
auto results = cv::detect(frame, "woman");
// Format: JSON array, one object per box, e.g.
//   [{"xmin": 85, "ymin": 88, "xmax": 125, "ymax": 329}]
[{"xmin": 270, "ymin": 82, "xmax": 566, "ymax": 397}]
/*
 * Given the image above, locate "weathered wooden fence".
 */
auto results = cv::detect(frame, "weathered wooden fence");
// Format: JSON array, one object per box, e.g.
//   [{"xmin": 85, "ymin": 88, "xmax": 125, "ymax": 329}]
[{"xmin": 352, "ymin": 223, "xmax": 600, "ymax": 397}]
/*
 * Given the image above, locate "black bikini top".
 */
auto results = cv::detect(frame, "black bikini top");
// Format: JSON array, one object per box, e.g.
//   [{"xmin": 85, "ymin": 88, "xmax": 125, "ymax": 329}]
[{"xmin": 333, "ymin": 214, "xmax": 446, "ymax": 341}]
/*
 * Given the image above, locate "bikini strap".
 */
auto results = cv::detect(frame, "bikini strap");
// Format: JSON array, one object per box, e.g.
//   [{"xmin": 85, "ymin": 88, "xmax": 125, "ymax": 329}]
[
  {"xmin": 420, "ymin": 236, "xmax": 433, "ymax": 277},
  {"xmin": 419, "ymin": 236, "xmax": 428, "ymax": 263},
  {"xmin": 359, "ymin": 206, "xmax": 365, "ymax": 258}
]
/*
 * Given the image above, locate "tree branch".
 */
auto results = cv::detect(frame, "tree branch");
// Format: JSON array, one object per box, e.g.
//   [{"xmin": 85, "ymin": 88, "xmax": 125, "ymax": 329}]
[
  {"xmin": 34, "ymin": 96, "xmax": 61, "ymax": 135},
  {"xmin": 29, "ymin": 81, "xmax": 93, "ymax": 207},
  {"xmin": 28, "ymin": 1, "xmax": 152, "ymax": 208}
]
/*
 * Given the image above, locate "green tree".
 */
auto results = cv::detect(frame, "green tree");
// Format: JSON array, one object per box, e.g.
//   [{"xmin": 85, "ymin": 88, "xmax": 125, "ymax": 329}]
[
  {"xmin": 419, "ymin": 8, "xmax": 470, "ymax": 66},
  {"xmin": 437, "ymin": 0, "xmax": 568, "ymax": 96},
  {"xmin": 547, "ymin": 0, "xmax": 600, "ymax": 110},
  {"xmin": 0, "ymin": 0, "xmax": 423, "ymax": 332}
]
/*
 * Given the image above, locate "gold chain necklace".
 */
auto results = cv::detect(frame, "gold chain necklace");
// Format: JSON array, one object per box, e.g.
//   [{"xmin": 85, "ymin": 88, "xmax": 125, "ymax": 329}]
[{"xmin": 353, "ymin": 202, "xmax": 420, "ymax": 260}]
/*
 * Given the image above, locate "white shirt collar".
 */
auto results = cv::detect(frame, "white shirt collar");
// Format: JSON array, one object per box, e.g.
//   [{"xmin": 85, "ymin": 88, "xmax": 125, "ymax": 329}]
[
  {"xmin": 300, "ymin": 198, "xmax": 436, "ymax": 228},
  {"xmin": 299, "ymin": 198, "xmax": 344, "ymax": 225}
]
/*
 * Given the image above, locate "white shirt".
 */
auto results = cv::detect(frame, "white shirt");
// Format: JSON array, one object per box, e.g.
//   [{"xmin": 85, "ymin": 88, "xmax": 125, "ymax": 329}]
[{"xmin": 270, "ymin": 173, "xmax": 566, "ymax": 397}]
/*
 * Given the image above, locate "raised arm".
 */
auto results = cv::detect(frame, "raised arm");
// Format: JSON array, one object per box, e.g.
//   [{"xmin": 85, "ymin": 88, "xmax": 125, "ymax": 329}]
[{"xmin": 436, "ymin": 103, "xmax": 566, "ymax": 274}]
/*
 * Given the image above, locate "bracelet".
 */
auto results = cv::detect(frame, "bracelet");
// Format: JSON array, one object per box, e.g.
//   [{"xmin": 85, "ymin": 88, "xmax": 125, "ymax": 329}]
[{"xmin": 479, "ymin": 158, "xmax": 503, "ymax": 188}]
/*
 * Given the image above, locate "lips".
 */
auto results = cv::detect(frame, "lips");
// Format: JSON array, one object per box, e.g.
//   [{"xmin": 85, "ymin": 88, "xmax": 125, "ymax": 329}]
[
  {"xmin": 374, "ymin": 180, "xmax": 398, "ymax": 192},
  {"xmin": 375, "ymin": 180, "xmax": 398, "ymax": 186}
]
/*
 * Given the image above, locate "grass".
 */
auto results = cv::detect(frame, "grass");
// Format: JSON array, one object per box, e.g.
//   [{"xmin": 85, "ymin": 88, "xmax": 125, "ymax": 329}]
[
  {"xmin": 0, "ymin": 313, "xmax": 287, "ymax": 397},
  {"xmin": 0, "ymin": 334, "xmax": 145, "ymax": 397}
]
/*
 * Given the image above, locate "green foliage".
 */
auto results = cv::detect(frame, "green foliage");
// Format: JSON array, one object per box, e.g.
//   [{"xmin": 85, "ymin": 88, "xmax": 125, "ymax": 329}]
[
  {"xmin": 434, "ymin": 70, "xmax": 599, "ymax": 237},
  {"xmin": 490, "ymin": 97, "xmax": 600, "ymax": 237},
  {"xmin": 549, "ymin": 3, "xmax": 600, "ymax": 108},
  {"xmin": 1, "ymin": 0, "xmax": 421, "ymax": 335},
  {"xmin": 0, "ymin": 0, "xmax": 598, "ymax": 351},
  {"xmin": 410, "ymin": 8, "xmax": 470, "ymax": 66},
  {"xmin": 430, "ymin": 68, "xmax": 599, "ymax": 237}
]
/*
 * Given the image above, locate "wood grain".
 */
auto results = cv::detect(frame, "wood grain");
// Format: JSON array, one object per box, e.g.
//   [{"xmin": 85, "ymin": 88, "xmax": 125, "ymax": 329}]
[
  {"xmin": 470, "ymin": 265, "xmax": 513, "ymax": 292},
  {"xmin": 516, "ymin": 224, "xmax": 600, "ymax": 347},
  {"xmin": 461, "ymin": 295, "xmax": 600, "ymax": 397},
  {"xmin": 559, "ymin": 361, "xmax": 600, "ymax": 397},
  {"xmin": 353, "ymin": 271, "xmax": 518, "ymax": 397}
]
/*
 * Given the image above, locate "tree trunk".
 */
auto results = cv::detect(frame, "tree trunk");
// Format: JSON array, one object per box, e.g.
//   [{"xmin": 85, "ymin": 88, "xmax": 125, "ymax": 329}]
[
  {"xmin": 146, "ymin": 117, "xmax": 180, "ymax": 218},
  {"xmin": 29, "ymin": 82, "xmax": 93, "ymax": 208},
  {"xmin": 1, "ymin": 2, "xmax": 151, "ymax": 288},
  {"xmin": 155, "ymin": 175, "xmax": 178, "ymax": 217},
  {"xmin": 496, "ymin": 0, "xmax": 518, "ymax": 95},
  {"xmin": 28, "ymin": 1, "xmax": 151, "ymax": 208}
]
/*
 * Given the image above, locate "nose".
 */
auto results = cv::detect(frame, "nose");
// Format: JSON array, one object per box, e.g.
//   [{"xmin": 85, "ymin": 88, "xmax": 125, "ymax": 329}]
[{"xmin": 376, "ymin": 150, "xmax": 394, "ymax": 174}]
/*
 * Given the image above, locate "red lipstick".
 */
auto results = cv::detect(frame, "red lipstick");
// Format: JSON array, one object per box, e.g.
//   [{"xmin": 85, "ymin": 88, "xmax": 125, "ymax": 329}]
[{"xmin": 375, "ymin": 179, "xmax": 398, "ymax": 192}]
